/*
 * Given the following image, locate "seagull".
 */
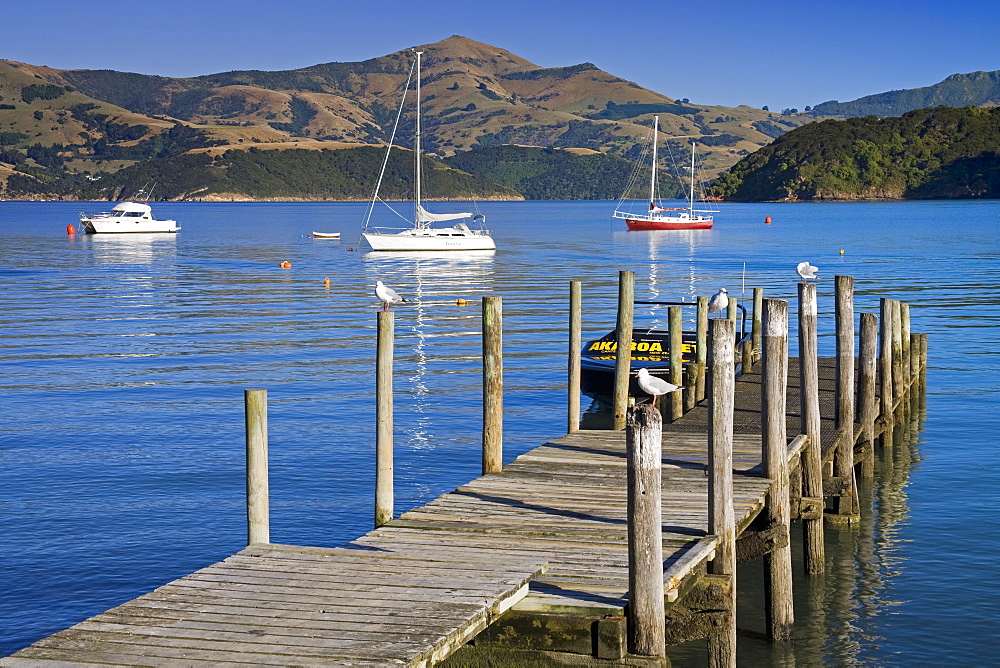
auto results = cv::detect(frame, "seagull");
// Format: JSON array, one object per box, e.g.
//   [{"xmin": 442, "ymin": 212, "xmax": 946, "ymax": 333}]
[
  {"xmin": 375, "ymin": 280, "xmax": 408, "ymax": 311},
  {"xmin": 796, "ymin": 261, "xmax": 819, "ymax": 280},
  {"xmin": 708, "ymin": 288, "xmax": 729, "ymax": 315},
  {"xmin": 636, "ymin": 367, "xmax": 683, "ymax": 408}
]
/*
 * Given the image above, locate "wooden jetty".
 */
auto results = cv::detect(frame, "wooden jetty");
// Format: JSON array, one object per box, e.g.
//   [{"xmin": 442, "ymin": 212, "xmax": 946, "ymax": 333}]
[{"xmin": 3, "ymin": 274, "xmax": 927, "ymax": 667}]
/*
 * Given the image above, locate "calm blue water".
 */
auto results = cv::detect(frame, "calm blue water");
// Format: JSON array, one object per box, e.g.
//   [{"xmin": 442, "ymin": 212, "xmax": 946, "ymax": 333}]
[{"xmin": 1, "ymin": 200, "xmax": 998, "ymax": 664}]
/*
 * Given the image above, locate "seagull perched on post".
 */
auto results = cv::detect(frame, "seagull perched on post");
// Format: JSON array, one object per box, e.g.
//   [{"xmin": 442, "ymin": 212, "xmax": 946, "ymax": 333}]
[
  {"xmin": 796, "ymin": 261, "xmax": 819, "ymax": 280},
  {"xmin": 636, "ymin": 367, "xmax": 683, "ymax": 408},
  {"xmin": 708, "ymin": 288, "xmax": 729, "ymax": 315},
  {"xmin": 375, "ymin": 280, "xmax": 408, "ymax": 311}
]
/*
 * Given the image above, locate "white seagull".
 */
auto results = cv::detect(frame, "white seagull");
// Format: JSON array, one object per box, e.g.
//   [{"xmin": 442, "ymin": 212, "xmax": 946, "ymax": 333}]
[
  {"xmin": 375, "ymin": 280, "xmax": 408, "ymax": 311},
  {"xmin": 796, "ymin": 261, "xmax": 820, "ymax": 280},
  {"xmin": 636, "ymin": 367, "xmax": 683, "ymax": 407},
  {"xmin": 708, "ymin": 288, "xmax": 729, "ymax": 315}
]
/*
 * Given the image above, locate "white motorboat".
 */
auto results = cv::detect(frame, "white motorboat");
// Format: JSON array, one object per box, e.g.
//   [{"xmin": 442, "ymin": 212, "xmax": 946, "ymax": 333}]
[
  {"xmin": 79, "ymin": 201, "xmax": 179, "ymax": 234},
  {"xmin": 361, "ymin": 51, "xmax": 495, "ymax": 252}
]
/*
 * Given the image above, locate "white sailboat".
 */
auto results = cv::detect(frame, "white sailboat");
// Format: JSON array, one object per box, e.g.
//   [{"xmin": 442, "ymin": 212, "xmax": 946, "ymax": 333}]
[
  {"xmin": 362, "ymin": 51, "xmax": 495, "ymax": 252},
  {"xmin": 613, "ymin": 116, "xmax": 714, "ymax": 231}
]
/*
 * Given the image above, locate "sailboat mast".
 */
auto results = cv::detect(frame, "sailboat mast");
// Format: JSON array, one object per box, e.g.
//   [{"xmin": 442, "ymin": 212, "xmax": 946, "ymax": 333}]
[
  {"xmin": 415, "ymin": 51, "xmax": 423, "ymax": 225},
  {"xmin": 688, "ymin": 141, "xmax": 696, "ymax": 214},
  {"xmin": 649, "ymin": 116, "xmax": 658, "ymax": 209}
]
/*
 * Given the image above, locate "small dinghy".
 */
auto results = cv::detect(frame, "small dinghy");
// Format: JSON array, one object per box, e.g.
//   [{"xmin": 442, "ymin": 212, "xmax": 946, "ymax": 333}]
[{"xmin": 311, "ymin": 232, "xmax": 341, "ymax": 239}]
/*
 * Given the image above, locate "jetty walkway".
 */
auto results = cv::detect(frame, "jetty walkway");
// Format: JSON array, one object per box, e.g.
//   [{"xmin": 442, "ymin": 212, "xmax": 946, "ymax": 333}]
[{"xmin": 3, "ymin": 277, "xmax": 925, "ymax": 666}]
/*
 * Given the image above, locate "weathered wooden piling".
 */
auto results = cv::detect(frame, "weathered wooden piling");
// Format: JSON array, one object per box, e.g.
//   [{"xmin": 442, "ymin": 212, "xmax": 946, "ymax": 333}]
[
  {"xmin": 796, "ymin": 282, "xmax": 824, "ymax": 574},
  {"xmin": 891, "ymin": 299, "xmax": 904, "ymax": 411},
  {"xmin": 668, "ymin": 305, "xmax": 684, "ymax": 422},
  {"xmin": 761, "ymin": 298, "xmax": 794, "ymax": 642},
  {"xmin": 696, "ymin": 295, "xmax": 709, "ymax": 402},
  {"xmin": 568, "ymin": 281, "xmax": 582, "ymax": 433},
  {"xmin": 707, "ymin": 317, "xmax": 736, "ymax": 668},
  {"xmin": 858, "ymin": 312, "xmax": 879, "ymax": 479},
  {"xmin": 901, "ymin": 301, "xmax": 912, "ymax": 394},
  {"xmin": 880, "ymin": 298, "xmax": 894, "ymax": 424},
  {"xmin": 244, "ymin": 388, "xmax": 270, "ymax": 545},
  {"xmin": 376, "ymin": 310, "xmax": 394, "ymax": 527},
  {"xmin": 482, "ymin": 296, "xmax": 504, "ymax": 474},
  {"xmin": 613, "ymin": 271, "xmax": 635, "ymax": 430},
  {"xmin": 834, "ymin": 276, "xmax": 856, "ymax": 518},
  {"xmin": 625, "ymin": 404, "xmax": 666, "ymax": 658},
  {"xmin": 752, "ymin": 287, "xmax": 764, "ymax": 365}
]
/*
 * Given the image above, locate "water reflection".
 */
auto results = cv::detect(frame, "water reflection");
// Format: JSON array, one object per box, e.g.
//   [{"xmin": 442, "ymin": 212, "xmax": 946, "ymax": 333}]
[
  {"xmin": 83, "ymin": 234, "xmax": 178, "ymax": 266},
  {"xmin": 362, "ymin": 251, "xmax": 496, "ymax": 451}
]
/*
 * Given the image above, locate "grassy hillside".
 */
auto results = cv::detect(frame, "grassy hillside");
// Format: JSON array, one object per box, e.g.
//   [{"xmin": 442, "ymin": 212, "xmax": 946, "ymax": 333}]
[
  {"xmin": 1, "ymin": 34, "xmax": 819, "ymax": 200},
  {"xmin": 707, "ymin": 106, "xmax": 1000, "ymax": 201}
]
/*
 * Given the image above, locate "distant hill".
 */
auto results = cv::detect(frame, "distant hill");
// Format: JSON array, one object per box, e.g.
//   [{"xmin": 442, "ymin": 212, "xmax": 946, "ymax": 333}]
[
  {"xmin": 811, "ymin": 71, "xmax": 1000, "ymax": 118},
  {"xmin": 707, "ymin": 106, "xmax": 1000, "ymax": 201},
  {"xmin": 0, "ymin": 35, "xmax": 817, "ymax": 200}
]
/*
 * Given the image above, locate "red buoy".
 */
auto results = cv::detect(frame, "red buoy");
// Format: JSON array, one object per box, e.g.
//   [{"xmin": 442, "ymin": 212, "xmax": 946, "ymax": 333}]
[
  {"xmin": 764, "ymin": 216, "xmax": 772, "ymax": 224},
  {"xmin": 66, "ymin": 224, "xmax": 76, "ymax": 235}
]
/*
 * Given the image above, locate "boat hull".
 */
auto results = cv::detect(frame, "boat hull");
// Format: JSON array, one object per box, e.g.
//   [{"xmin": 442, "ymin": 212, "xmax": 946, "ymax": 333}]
[
  {"xmin": 81, "ymin": 218, "xmax": 179, "ymax": 234},
  {"xmin": 363, "ymin": 231, "xmax": 496, "ymax": 251},
  {"xmin": 625, "ymin": 217, "xmax": 713, "ymax": 231}
]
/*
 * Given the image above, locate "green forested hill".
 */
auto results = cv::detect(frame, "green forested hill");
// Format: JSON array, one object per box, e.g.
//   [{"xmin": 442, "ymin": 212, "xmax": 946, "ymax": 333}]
[
  {"xmin": 444, "ymin": 146, "xmax": 650, "ymax": 199},
  {"xmin": 83, "ymin": 147, "xmax": 521, "ymax": 201},
  {"xmin": 708, "ymin": 106, "xmax": 1000, "ymax": 201},
  {"xmin": 811, "ymin": 71, "xmax": 1000, "ymax": 118}
]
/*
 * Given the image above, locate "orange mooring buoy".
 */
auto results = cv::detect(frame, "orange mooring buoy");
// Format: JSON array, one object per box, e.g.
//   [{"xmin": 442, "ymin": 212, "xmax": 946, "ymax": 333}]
[
  {"xmin": 323, "ymin": 277, "xmax": 331, "ymax": 286},
  {"xmin": 279, "ymin": 261, "xmax": 292, "ymax": 268},
  {"xmin": 764, "ymin": 216, "xmax": 772, "ymax": 224},
  {"xmin": 66, "ymin": 224, "xmax": 76, "ymax": 235}
]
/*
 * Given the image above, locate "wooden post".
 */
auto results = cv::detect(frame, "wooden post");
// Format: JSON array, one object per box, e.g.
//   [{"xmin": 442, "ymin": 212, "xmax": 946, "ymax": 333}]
[
  {"xmin": 613, "ymin": 271, "xmax": 635, "ymax": 430},
  {"xmin": 568, "ymin": 281, "xmax": 582, "ymax": 433},
  {"xmin": 761, "ymin": 298, "xmax": 793, "ymax": 643},
  {"xmin": 752, "ymin": 287, "xmax": 764, "ymax": 364},
  {"xmin": 482, "ymin": 296, "xmax": 503, "ymax": 474},
  {"xmin": 375, "ymin": 311, "xmax": 394, "ymax": 527},
  {"xmin": 891, "ymin": 299, "xmax": 904, "ymax": 410},
  {"xmin": 669, "ymin": 305, "xmax": 683, "ymax": 422},
  {"xmin": 684, "ymin": 363, "xmax": 698, "ymax": 412},
  {"xmin": 879, "ymin": 298, "xmax": 894, "ymax": 424},
  {"xmin": 797, "ymin": 282, "xmax": 824, "ymax": 574},
  {"xmin": 726, "ymin": 297, "xmax": 742, "ymax": 372},
  {"xmin": 696, "ymin": 295, "xmax": 709, "ymax": 402},
  {"xmin": 900, "ymin": 302, "xmax": 912, "ymax": 393},
  {"xmin": 834, "ymin": 276, "xmax": 856, "ymax": 517},
  {"xmin": 245, "ymin": 388, "xmax": 270, "ymax": 545},
  {"xmin": 626, "ymin": 404, "xmax": 666, "ymax": 659},
  {"xmin": 707, "ymin": 318, "xmax": 736, "ymax": 668},
  {"xmin": 858, "ymin": 313, "xmax": 878, "ymax": 479}
]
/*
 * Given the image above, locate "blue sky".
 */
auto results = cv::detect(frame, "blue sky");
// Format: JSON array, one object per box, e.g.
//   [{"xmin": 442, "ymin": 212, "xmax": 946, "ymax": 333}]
[{"xmin": 4, "ymin": 0, "xmax": 996, "ymax": 111}]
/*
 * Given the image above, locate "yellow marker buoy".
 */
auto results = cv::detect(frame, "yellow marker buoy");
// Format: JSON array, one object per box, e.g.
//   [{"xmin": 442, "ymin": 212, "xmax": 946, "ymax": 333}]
[
  {"xmin": 324, "ymin": 277, "xmax": 331, "ymax": 286},
  {"xmin": 456, "ymin": 298, "xmax": 468, "ymax": 306},
  {"xmin": 839, "ymin": 249, "xmax": 845, "ymax": 255}
]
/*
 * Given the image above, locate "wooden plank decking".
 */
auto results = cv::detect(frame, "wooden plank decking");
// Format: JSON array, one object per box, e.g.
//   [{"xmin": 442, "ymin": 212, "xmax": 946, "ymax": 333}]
[{"xmin": 4, "ymin": 359, "xmax": 842, "ymax": 666}]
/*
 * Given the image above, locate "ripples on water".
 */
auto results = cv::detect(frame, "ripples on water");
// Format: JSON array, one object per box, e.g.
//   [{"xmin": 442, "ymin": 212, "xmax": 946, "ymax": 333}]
[{"xmin": 1, "ymin": 200, "xmax": 998, "ymax": 663}]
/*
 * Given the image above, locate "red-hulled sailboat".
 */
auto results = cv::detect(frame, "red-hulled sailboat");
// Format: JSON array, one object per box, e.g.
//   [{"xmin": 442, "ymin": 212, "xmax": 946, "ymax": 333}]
[{"xmin": 613, "ymin": 116, "xmax": 715, "ymax": 231}]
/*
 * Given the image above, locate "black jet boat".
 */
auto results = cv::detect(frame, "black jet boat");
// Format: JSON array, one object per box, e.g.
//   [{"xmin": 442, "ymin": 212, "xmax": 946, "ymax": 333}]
[{"xmin": 580, "ymin": 300, "xmax": 750, "ymax": 403}]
